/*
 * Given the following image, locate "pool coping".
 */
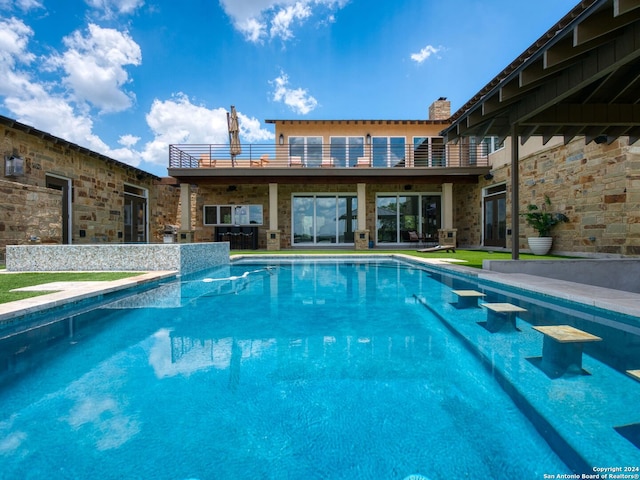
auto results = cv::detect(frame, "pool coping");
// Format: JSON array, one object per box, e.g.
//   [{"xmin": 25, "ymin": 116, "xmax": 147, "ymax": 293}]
[
  {"xmin": 232, "ymin": 253, "xmax": 640, "ymax": 320},
  {"xmin": 0, "ymin": 271, "xmax": 178, "ymax": 324},
  {"xmin": 2, "ymin": 253, "xmax": 639, "ymax": 325}
]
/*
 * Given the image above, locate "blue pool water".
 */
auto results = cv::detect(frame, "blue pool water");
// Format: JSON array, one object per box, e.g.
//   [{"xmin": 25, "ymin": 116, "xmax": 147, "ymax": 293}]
[{"xmin": 0, "ymin": 257, "xmax": 638, "ymax": 479}]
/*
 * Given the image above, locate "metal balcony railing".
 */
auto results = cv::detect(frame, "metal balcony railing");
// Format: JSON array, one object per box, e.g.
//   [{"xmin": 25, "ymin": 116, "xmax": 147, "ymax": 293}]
[{"xmin": 169, "ymin": 142, "xmax": 490, "ymax": 169}]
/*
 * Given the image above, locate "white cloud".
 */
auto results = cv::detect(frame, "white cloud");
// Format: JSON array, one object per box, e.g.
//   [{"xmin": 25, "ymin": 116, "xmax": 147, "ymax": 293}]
[
  {"xmin": 140, "ymin": 93, "xmax": 274, "ymax": 167},
  {"xmin": 410, "ymin": 45, "xmax": 442, "ymax": 64},
  {"xmin": 0, "ymin": 18, "xmax": 36, "ymax": 97},
  {"xmin": 0, "ymin": 0, "xmax": 43, "ymax": 12},
  {"xmin": 271, "ymin": 72, "xmax": 317, "ymax": 115},
  {"xmin": 84, "ymin": 0, "xmax": 145, "ymax": 18},
  {"xmin": 48, "ymin": 24, "xmax": 141, "ymax": 113},
  {"xmin": 219, "ymin": 0, "xmax": 347, "ymax": 43},
  {"xmin": 270, "ymin": 3, "xmax": 312, "ymax": 40}
]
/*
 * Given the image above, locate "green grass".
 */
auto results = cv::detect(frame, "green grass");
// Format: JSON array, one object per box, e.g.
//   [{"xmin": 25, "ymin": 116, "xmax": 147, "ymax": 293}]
[
  {"xmin": 0, "ymin": 272, "xmax": 142, "ymax": 304},
  {"xmin": 231, "ymin": 248, "xmax": 571, "ymax": 269}
]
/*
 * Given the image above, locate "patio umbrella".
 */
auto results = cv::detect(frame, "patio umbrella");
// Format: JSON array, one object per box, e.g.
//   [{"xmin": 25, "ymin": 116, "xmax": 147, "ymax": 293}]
[{"xmin": 227, "ymin": 105, "xmax": 241, "ymax": 166}]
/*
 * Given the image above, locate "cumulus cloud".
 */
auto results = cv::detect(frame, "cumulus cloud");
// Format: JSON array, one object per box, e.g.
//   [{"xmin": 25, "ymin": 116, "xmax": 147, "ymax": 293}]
[
  {"xmin": 140, "ymin": 93, "xmax": 274, "ymax": 167},
  {"xmin": 219, "ymin": 0, "xmax": 347, "ymax": 43},
  {"xmin": 84, "ymin": 0, "xmax": 145, "ymax": 18},
  {"xmin": 48, "ymin": 24, "xmax": 141, "ymax": 113},
  {"xmin": 0, "ymin": 17, "xmax": 36, "ymax": 97},
  {"xmin": 410, "ymin": 45, "xmax": 442, "ymax": 64},
  {"xmin": 0, "ymin": 0, "xmax": 43, "ymax": 11},
  {"xmin": 271, "ymin": 72, "xmax": 317, "ymax": 115}
]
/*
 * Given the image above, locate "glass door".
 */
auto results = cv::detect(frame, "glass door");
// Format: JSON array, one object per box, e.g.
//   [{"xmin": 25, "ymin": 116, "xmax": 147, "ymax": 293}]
[{"xmin": 484, "ymin": 186, "xmax": 506, "ymax": 247}]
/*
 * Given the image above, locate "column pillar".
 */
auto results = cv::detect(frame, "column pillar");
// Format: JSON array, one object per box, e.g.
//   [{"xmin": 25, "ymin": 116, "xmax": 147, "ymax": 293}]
[
  {"xmin": 267, "ymin": 183, "xmax": 280, "ymax": 250},
  {"xmin": 178, "ymin": 183, "xmax": 194, "ymax": 243},
  {"xmin": 438, "ymin": 182, "xmax": 457, "ymax": 247},
  {"xmin": 355, "ymin": 183, "xmax": 370, "ymax": 250}
]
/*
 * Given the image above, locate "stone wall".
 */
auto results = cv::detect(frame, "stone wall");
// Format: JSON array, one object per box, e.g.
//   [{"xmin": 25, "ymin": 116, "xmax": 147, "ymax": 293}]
[
  {"xmin": 484, "ymin": 137, "xmax": 640, "ymax": 255},
  {"xmin": 1, "ymin": 119, "xmax": 180, "ymax": 259},
  {"xmin": 0, "ymin": 179, "xmax": 63, "ymax": 260},
  {"xmin": 192, "ymin": 183, "xmax": 447, "ymax": 248}
]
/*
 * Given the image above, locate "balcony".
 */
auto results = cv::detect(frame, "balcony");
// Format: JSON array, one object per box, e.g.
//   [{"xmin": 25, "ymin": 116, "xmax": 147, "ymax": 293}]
[
  {"xmin": 170, "ymin": 142, "xmax": 491, "ymax": 168},
  {"xmin": 168, "ymin": 143, "xmax": 491, "ymax": 184}
]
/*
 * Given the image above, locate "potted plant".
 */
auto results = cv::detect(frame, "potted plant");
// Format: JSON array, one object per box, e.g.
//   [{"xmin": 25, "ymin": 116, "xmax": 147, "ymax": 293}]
[{"xmin": 521, "ymin": 195, "xmax": 568, "ymax": 255}]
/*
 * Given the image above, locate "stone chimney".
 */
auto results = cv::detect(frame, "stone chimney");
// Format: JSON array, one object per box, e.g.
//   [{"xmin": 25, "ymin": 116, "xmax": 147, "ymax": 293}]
[{"xmin": 429, "ymin": 97, "xmax": 451, "ymax": 120}]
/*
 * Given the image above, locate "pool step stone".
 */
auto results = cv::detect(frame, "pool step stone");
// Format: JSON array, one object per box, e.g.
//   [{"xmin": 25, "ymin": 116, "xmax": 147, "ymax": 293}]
[
  {"xmin": 451, "ymin": 289, "xmax": 486, "ymax": 308},
  {"xmin": 480, "ymin": 302, "xmax": 527, "ymax": 332}
]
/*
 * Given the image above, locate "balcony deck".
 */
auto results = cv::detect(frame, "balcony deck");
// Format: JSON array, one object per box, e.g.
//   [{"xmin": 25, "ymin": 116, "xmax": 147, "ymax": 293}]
[{"xmin": 167, "ymin": 143, "xmax": 491, "ymax": 184}]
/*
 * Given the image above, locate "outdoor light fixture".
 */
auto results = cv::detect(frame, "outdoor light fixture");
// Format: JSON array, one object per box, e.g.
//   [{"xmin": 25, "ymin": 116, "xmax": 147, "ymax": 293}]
[
  {"xmin": 484, "ymin": 173, "xmax": 494, "ymax": 180},
  {"xmin": 366, "ymin": 133, "xmax": 371, "ymax": 145},
  {"xmin": 279, "ymin": 134, "xmax": 284, "ymax": 145},
  {"xmin": 227, "ymin": 185, "xmax": 237, "ymax": 192},
  {"xmin": 4, "ymin": 155, "xmax": 24, "ymax": 177},
  {"xmin": 594, "ymin": 135, "xmax": 608, "ymax": 144}
]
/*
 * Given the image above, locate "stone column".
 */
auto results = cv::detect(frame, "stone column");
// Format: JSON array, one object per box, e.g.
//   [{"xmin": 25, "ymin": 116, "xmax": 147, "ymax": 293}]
[
  {"xmin": 267, "ymin": 183, "xmax": 280, "ymax": 250},
  {"xmin": 438, "ymin": 182, "xmax": 456, "ymax": 246},
  {"xmin": 355, "ymin": 183, "xmax": 370, "ymax": 250},
  {"xmin": 178, "ymin": 183, "xmax": 194, "ymax": 242}
]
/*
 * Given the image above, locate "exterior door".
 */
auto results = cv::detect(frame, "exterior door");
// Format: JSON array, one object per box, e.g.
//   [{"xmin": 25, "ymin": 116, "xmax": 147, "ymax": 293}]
[
  {"xmin": 484, "ymin": 191, "xmax": 506, "ymax": 247},
  {"xmin": 124, "ymin": 193, "xmax": 147, "ymax": 243},
  {"xmin": 46, "ymin": 175, "xmax": 71, "ymax": 244}
]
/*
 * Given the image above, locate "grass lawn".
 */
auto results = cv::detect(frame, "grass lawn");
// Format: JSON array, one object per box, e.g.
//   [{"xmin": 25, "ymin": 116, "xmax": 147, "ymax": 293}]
[
  {"xmin": 231, "ymin": 248, "xmax": 569, "ymax": 269},
  {"xmin": 0, "ymin": 271, "xmax": 142, "ymax": 304}
]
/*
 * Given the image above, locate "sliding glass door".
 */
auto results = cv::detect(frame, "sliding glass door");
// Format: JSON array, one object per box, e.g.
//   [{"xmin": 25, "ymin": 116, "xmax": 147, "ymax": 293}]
[
  {"xmin": 292, "ymin": 195, "xmax": 357, "ymax": 245},
  {"xmin": 376, "ymin": 194, "xmax": 441, "ymax": 244}
]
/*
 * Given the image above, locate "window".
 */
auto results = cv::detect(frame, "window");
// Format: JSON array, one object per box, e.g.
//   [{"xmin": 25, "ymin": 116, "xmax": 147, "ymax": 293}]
[
  {"xmin": 413, "ymin": 137, "xmax": 446, "ymax": 167},
  {"xmin": 289, "ymin": 136, "xmax": 323, "ymax": 167},
  {"xmin": 330, "ymin": 137, "xmax": 364, "ymax": 167},
  {"xmin": 483, "ymin": 136, "xmax": 504, "ymax": 154},
  {"xmin": 203, "ymin": 205, "xmax": 263, "ymax": 225},
  {"xmin": 372, "ymin": 137, "xmax": 406, "ymax": 167},
  {"xmin": 376, "ymin": 194, "xmax": 441, "ymax": 243},
  {"xmin": 292, "ymin": 194, "xmax": 358, "ymax": 244}
]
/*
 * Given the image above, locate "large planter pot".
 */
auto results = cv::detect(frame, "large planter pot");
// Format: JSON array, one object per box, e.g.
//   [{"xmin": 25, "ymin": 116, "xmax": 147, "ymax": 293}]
[{"xmin": 527, "ymin": 236, "xmax": 553, "ymax": 255}]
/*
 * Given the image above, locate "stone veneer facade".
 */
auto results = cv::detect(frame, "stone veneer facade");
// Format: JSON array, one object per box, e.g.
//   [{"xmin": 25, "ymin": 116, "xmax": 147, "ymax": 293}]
[
  {"xmin": 465, "ymin": 137, "xmax": 640, "ymax": 256},
  {"xmin": 0, "ymin": 118, "xmax": 180, "ymax": 260}
]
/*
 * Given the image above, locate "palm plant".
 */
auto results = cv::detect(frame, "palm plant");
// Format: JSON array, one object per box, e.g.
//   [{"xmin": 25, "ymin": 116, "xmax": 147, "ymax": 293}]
[{"xmin": 522, "ymin": 195, "xmax": 568, "ymax": 237}]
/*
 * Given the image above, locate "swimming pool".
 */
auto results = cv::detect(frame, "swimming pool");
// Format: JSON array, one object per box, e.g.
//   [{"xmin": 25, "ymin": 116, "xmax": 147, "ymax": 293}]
[{"xmin": 0, "ymin": 256, "xmax": 638, "ymax": 478}]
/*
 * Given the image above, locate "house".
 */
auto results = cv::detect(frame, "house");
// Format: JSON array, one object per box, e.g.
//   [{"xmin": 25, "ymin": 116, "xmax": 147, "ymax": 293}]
[
  {"xmin": 167, "ymin": 98, "xmax": 493, "ymax": 250},
  {"xmin": 169, "ymin": 0, "xmax": 640, "ymax": 257},
  {"xmin": 0, "ymin": 115, "xmax": 180, "ymax": 261},
  {"xmin": 442, "ymin": 0, "xmax": 640, "ymax": 257}
]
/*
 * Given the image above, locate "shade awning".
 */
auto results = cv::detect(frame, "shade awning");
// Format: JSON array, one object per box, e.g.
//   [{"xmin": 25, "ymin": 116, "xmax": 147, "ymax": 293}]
[{"xmin": 441, "ymin": 0, "xmax": 640, "ymax": 146}]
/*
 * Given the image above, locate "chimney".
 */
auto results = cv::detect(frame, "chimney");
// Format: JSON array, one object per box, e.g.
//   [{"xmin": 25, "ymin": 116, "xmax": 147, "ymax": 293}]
[{"xmin": 429, "ymin": 97, "xmax": 450, "ymax": 120}]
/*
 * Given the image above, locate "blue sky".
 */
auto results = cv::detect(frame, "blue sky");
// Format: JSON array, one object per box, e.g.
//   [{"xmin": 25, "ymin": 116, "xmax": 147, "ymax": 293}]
[{"xmin": 0, "ymin": 0, "xmax": 578, "ymax": 177}]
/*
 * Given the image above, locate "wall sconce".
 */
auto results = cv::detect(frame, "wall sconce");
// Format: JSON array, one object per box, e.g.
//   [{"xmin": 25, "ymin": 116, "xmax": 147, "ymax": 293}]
[
  {"xmin": 279, "ymin": 134, "xmax": 284, "ymax": 145},
  {"xmin": 4, "ymin": 155, "xmax": 24, "ymax": 177},
  {"xmin": 366, "ymin": 133, "xmax": 371, "ymax": 145},
  {"xmin": 593, "ymin": 135, "xmax": 608, "ymax": 145},
  {"xmin": 404, "ymin": 184, "xmax": 412, "ymax": 190},
  {"xmin": 483, "ymin": 173, "xmax": 494, "ymax": 180},
  {"xmin": 226, "ymin": 185, "xmax": 237, "ymax": 192}
]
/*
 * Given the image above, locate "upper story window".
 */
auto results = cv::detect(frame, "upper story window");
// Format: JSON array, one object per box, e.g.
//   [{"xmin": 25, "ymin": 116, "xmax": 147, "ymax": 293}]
[
  {"xmin": 483, "ymin": 136, "xmax": 504, "ymax": 154},
  {"xmin": 289, "ymin": 136, "xmax": 322, "ymax": 167},
  {"xmin": 413, "ymin": 137, "xmax": 445, "ymax": 167},
  {"xmin": 372, "ymin": 137, "xmax": 406, "ymax": 167},
  {"xmin": 330, "ymin": 137, "xmax": 364, "ymax": 167}
]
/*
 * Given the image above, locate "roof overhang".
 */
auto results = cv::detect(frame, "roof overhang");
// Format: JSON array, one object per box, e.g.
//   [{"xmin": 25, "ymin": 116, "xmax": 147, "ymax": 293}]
[
  {"xmin": 441, "ymin": 0, "xmax": 640, "ymax": 146},
  {"xmin": 167, "ymin": 167, "xmax": 487, "ymax": 185}
]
